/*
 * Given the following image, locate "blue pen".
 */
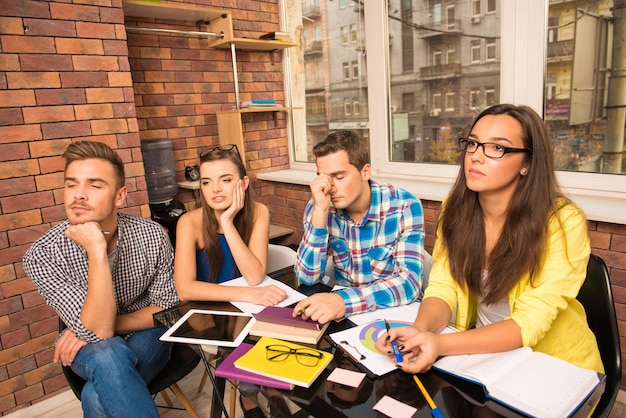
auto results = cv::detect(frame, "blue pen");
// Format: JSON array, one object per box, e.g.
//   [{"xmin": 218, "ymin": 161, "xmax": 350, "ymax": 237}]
[{"xmin": 384, "ymin": 319, "xmax": 403, "ymax": 363}]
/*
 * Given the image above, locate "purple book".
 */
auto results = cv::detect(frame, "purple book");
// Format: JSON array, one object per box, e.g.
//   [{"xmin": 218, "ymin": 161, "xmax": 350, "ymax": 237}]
[
  {"xmin": 215, "ymin": 343, "xmax": 294, "ymax": 390},
  {"xmin": 252, "ymin": 306, "xmax": 322, "ymax": 330}
]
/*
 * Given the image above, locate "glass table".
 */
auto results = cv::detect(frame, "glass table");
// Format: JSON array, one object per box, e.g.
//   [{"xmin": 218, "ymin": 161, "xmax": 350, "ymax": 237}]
[{"xmin": 153, "ymin": 268, "xmax": 605, "ymax": 418}]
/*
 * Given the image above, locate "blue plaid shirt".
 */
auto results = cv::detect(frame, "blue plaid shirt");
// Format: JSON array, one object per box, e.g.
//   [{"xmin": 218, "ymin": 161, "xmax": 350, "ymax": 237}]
[{"xmin": 295, "ymin": 180, "xmax": 424, "ymax": 315}]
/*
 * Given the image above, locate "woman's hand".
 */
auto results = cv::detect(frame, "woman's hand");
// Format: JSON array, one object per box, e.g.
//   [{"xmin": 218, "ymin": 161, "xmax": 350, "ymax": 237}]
[
  {"xmin": 375, "ymin": 326, "xmax": 442, "ymax": 373},
  {"xmin": 245, "ymin": 285, "xmax": 287, "ymax": 306},
  {"xmin": 220, "ymin": 180, "xmax": 245, "ymax": 226}
]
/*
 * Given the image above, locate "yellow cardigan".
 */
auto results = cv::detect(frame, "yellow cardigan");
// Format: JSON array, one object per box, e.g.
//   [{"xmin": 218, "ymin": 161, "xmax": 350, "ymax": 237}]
[{"xmin": 424, "ymin": 203, "xmax": 604, "ymax": 374}]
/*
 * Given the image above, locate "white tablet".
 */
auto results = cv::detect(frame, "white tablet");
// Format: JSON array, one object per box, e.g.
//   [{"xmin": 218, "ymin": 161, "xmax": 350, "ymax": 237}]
[{"xmin": 160, "ymin": 309, "xmax": 256, "ymax": 347}]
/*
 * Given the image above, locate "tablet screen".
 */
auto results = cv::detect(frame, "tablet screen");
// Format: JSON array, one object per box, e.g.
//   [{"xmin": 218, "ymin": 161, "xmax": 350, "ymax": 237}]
[{"xmin": 160, "ymin": 309, "xmax": 255, "ymax": 347}]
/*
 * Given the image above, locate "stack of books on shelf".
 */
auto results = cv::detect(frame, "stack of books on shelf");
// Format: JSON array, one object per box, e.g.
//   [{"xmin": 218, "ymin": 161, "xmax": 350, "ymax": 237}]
[
  {"xmin": 239, "ymin": 99, "xmax": 280, "ymax": 108},
  {"xmin": 249, "ymin": 305, "xmax": 330, "ymax": 345},
  {"xmin": 259, "ymin": 31, "xmax": 293, "ymax": 42},
  {"xmin": 229, "ymin": 336, "xmax": 333, "ymax": 388}
]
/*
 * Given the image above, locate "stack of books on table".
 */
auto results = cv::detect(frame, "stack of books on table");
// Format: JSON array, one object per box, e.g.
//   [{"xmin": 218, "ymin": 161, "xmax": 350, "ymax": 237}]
[
  {"xmin": 259, "ymin": 31, "xmax": 293, "ymax": 42},
  {"xmin": 239, "ymin": 99, "xmax": 280, "ymax": 108},
  {"xmin": 217, "ymin": 336, "xmax": 333, "ymax": 389},
  {"xmin": 249, "ymin": 305, "xmax": 329, "ymax": 345}
]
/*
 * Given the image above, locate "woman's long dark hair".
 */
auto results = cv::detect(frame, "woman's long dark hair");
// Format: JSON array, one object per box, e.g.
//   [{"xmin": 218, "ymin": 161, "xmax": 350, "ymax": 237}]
[
  {"xmin": 441, "ymin": 104, "xmax": 568, "ymax": 304},
  {"xmin": 199, "ymin": 148, "xmax": 255, "ymax": 282}
]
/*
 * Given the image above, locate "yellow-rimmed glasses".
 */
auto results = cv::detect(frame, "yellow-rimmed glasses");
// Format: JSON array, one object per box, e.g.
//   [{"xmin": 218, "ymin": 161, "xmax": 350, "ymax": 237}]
[
  {"xmin": 265, "ymin": 344, "xmax": 324, "ymax": 367},
  {"xmin": 199, "ymin": 143, "xmax": 239, "ymax": 159}
]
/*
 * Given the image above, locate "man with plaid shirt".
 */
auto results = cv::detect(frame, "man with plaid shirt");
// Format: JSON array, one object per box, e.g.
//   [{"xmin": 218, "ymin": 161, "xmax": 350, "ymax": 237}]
[
  {"xmin": 23, "ymin": 141, "xmax": 178, "ymax": 417},
  {"xmin": 293, "ymin": 131, "xmax": 425, "ymax": 324}
]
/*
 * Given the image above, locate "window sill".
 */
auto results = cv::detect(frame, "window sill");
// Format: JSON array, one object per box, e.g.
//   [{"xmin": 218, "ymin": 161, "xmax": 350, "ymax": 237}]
[{"xmin": 257, "ymin": 169, "xmax": 626, "ymax": 225}]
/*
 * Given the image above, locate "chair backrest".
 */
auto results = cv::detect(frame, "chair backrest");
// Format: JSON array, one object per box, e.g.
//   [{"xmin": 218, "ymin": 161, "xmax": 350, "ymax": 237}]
[
  {"xmin": 576, "ymin": 254, "xmax": 621, "ymax": 417},
  {"xmin": 266, "ymin": 244, "xmax": 297, "ymax": 274}
]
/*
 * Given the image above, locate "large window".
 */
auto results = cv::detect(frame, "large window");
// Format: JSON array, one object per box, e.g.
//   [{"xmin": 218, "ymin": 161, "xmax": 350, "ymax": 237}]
[{"xmin": 287, "ymin": 0, "xmax": 625, "ymax": 223}]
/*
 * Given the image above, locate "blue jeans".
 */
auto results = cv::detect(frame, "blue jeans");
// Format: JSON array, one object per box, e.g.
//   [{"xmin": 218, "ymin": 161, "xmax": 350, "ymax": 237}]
[{"xmin": 70, "ymin": 327, "xmax": 172, "ymax": 418}]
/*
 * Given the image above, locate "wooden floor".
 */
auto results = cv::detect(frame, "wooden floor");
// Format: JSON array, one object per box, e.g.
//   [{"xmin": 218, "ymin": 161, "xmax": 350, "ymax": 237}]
[{"xmin": 6, "ymin": 362, "xmax": 626, "ymax": 418}]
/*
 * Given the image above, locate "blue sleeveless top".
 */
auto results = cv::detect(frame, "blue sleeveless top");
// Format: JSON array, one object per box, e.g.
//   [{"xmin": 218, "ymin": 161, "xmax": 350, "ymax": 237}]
[{"xmin": 196, "ymin": 234, "xmax": 238, "ymax": 283}]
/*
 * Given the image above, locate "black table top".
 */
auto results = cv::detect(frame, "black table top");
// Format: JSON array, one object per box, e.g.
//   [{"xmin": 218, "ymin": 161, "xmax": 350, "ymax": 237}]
[{"xmin": 153, "ymin": 267, "xmax": 603, "ymax": 418}]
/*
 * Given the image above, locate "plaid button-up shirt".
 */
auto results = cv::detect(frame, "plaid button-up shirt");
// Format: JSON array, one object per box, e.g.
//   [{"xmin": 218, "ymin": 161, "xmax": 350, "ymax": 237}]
[
  {"xmin": 23, "ymin": 214, "xmax": 179, "ymax": 343},
  {"xmin": 295, "ymin": 180, "xmax": 424, "ymax": 316}
]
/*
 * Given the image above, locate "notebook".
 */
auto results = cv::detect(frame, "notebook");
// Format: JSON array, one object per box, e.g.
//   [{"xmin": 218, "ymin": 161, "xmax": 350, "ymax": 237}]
[
  {"xmin": 215, "ymin": 343, "xmax": 293, "ymax": 390},
  {"xmin": 233, "ymin": 336, "xmax": 333, "ymax": 388}
]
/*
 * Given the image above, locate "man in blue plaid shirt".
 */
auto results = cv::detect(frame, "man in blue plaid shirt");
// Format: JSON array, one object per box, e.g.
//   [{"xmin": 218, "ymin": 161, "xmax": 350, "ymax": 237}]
[
  {"xmin": 23, "ymin": 141, "xmax": 178, "ymax": 417},
  {"xmin": 293, "ymin": 131, "xmax": 425, "ymax": 324}
]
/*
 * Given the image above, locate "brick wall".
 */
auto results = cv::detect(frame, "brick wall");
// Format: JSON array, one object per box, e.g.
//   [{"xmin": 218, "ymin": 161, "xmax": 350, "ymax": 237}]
[
  {"xmin": 0, "ymin": 0, "xmax": 290, "ymax": 414},
  {"xmin": 1, "ymin": 0, "xmax": 625, "ymax": 415}
]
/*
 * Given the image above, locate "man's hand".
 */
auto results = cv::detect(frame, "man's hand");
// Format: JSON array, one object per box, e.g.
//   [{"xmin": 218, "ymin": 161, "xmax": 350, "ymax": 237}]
[
  {"xmin": 292, "ymin": 293, "xmax": 345, "ymax": 324},
  {"xmin": 64, "ymin": 221, "xmax": 107, "ymax": 255},
  {"xmin": 54, "ymin": 328, "xmax": 87, "ymax": 367},
  {"xmin": 309, "ymin": 173, "xmax": 334, "ymax": 228},
  {"xmin": 309, "ymin": 173, "xmax": 333, "ymax": 212}
]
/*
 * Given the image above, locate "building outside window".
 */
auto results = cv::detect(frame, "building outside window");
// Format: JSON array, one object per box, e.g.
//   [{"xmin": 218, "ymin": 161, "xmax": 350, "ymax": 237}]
[{"xmin": 292, "ymin": 0, "xmax": 624, "ymax": 221}]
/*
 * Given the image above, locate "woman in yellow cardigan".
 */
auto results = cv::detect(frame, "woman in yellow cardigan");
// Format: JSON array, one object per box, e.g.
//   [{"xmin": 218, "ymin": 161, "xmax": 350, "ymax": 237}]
[{"xmin": 376, "ymin": 104, "xmax": 603, "ymax": 375}]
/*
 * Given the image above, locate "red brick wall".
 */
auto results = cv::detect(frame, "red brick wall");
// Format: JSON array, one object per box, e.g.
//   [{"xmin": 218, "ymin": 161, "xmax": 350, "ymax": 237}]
[
  {"xmin": 0, "ymin": 0, "xmax": 290, "ymax": 414},
  {"xmin": 1, "ymin": 0, "xmax": 625, "ymax": 415}
]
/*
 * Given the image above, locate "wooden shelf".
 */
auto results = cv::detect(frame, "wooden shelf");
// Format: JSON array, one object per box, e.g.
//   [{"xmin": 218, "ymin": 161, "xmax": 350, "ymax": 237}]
[
  {"xmin": 218, "ymin": 107, "xmax": 302, "ymax": 114},
  {"xmin": 122, "ymin": 0, "xmax": 225, "ymax": 22},
  {"xmin": 212, "ymin": 38, "xmax": 299, "ymax": 51}
]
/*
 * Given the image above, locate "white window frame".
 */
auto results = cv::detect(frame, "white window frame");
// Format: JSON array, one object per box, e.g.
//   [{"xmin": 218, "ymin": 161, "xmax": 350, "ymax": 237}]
[
  {"xmin": 486, "ymin": 38, "xmax": 497, "ymax": 61},
  {"xmin": 470, "ymin": 39, "xmax": 481, "ymax": 63},
  {"xmin": 344, "ymin": 101, "xmax": 351, "ymax": 116},
  {"xmin": 274, "ymin": 0, "xmax": 626, "ymax": 225},
  {"xmin": 341, "ymin": 26, "xmax": 349, "ymax": 45},
  {"xmin": 445, "ymin": 92, "xmax": 455, "ymax": 111},
  {"xmin": 342, "ymin": 61, "xmax": 350, "ymax": 80},
  {"xmin": 433, "ymin": 93, "xmax": 442, "ymax": 112},
  {"xmin": 470, "ymin": 88, "xmax": 481, "ymax": 109}
]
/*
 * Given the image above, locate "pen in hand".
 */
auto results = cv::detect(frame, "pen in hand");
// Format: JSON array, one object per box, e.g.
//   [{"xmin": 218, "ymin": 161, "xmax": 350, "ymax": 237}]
[{"xmin": 384, "ymin": 319, "xmax": 403, "ymax": 363}]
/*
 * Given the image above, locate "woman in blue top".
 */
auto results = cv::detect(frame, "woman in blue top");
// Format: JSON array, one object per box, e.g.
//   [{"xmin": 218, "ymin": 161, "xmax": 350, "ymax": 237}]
[{"xmin": 174, "ymin": 144, "xmax": 287, "ymax": 305}]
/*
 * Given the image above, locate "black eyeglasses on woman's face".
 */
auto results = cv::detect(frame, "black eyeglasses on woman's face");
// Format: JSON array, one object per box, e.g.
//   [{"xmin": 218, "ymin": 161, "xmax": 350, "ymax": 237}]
[
  {"xmin": 458, "ymin": 138, "xmax": 530, "ymax": 159},
  {"xmin": 199, "ymin": 143, "xmax": 239, "ymax": 158}
]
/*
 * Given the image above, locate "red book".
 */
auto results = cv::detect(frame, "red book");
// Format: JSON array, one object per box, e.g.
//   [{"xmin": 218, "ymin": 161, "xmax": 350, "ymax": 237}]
[
  {"xmin": 252, "ymin": 306, "xmax": 322, "ymax": 330},
  {"xmin": 215, "ymin": 343, "xmax": 294, "ymax": 390}
]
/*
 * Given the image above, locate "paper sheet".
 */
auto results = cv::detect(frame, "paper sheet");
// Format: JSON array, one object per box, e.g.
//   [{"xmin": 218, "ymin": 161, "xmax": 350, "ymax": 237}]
[
  {"xmin": 373, "ymin": 395, "xmax": 417, "ymax": 418},
  {"xmin": 327, "ymin": 368, "xmax": 366, "ymax": 388},
  {"xmin": 220, "ymin": 275, "xmax": 306, "ymax": 313}
]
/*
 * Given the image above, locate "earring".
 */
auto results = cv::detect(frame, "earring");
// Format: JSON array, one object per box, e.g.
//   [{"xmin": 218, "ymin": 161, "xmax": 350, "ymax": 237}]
[{"xmin": 521, "ymin": 169, "xmax": 528, "ymax": 175}]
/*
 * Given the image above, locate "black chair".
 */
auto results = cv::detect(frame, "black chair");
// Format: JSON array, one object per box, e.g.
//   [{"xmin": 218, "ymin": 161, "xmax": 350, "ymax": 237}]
[
  {"xmin": 576, "ymin": 254, "xmax": 622, "ymax": 417},
  {"xmin": 59, "ymin": 319, "xmax": 201, "ymax": 418}
]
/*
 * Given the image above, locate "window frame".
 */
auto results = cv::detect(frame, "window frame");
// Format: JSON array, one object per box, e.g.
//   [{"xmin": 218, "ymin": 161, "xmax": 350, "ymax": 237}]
[{"xmin": 280, "ymin": 0, "xmax": 626, "ymax": 224}]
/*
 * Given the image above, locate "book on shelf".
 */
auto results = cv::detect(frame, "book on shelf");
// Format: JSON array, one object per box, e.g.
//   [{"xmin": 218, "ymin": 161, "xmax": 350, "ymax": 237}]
[
  {"xmin": 432, "ymin": 347, "xmax": 603, "ymax": 418},
  {"xmin": 240, "ymin": 100, "xmax": 280, "ymax": 108},
  {"xmin": 259, "ymin": 31, "xmax": 292, "ymax": 41},
  {"xmin": 233, "ymin": 336, "xmax": 333, "ymax": 388},
  {"xmin": 215, "ymin": 343, "xmax": 294, "ymax": 390}
]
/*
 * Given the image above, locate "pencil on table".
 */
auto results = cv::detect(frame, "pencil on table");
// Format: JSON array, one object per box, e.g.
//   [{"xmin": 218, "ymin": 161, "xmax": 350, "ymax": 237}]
[{"xmin": 413, "ymin": 375, "xmax": 444, "ymax": 418}]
